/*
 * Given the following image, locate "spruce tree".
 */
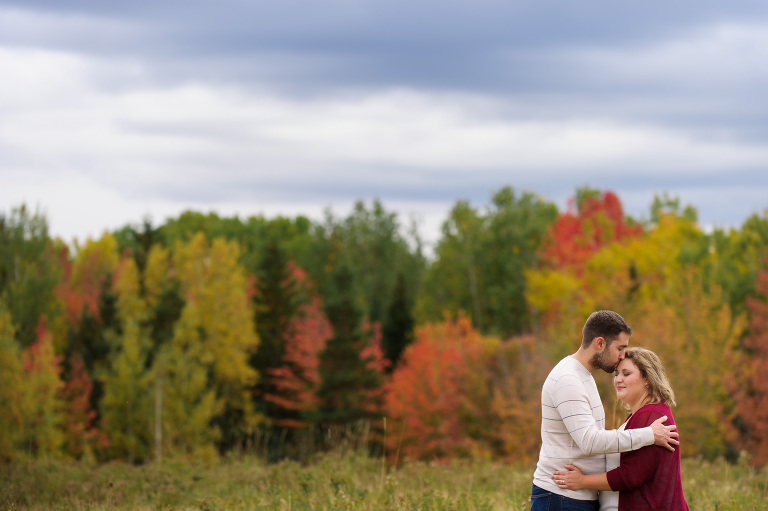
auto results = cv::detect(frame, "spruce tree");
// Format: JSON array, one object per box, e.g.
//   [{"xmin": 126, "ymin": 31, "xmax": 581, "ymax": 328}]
[
  {"xmin": 252, "ymin": 241, "xmax": 304, "ymax": 425},
  {"xmin": 382, "ymin": 273, "xmax": 414, "ymax": 370},
  {"xmin": 314, "ymin": 260, "xmax": 385, "ymax": 428}
]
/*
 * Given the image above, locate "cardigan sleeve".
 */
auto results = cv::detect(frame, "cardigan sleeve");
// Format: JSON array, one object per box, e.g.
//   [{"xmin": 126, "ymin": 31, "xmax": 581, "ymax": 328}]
[{"xmin": 605, "ymin": 406, "xmax": 667, "ymax": 491}]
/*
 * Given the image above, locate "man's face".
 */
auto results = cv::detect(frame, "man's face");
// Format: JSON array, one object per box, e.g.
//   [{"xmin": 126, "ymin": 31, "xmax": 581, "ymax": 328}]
[{"xmin": 591, "ymin": 331, "xmax": 630, "ymax": 374}]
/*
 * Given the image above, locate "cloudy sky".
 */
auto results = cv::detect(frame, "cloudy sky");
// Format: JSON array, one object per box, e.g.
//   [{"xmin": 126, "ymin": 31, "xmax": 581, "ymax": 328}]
[{"xmin": 2, "ymin": 1, "xmax": 768, "ymax": 249}]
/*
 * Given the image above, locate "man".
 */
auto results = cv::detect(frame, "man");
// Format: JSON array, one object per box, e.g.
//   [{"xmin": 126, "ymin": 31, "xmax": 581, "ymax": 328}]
[{"xmin": 530, "ymin": 310, "xmax": 679, "ymax": 511}]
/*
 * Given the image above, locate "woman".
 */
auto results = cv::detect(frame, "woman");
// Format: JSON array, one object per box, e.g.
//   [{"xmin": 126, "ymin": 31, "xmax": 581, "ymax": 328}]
[{"xmin": 552, "ymin": 347, "xmax": 688, "ymax": 510}]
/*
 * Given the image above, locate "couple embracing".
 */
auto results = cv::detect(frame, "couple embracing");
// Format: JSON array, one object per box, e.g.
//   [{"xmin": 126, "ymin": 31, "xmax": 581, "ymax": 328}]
[{"xmin": 531, "ymin": 310, "xmax": 689, "ymax": 511}]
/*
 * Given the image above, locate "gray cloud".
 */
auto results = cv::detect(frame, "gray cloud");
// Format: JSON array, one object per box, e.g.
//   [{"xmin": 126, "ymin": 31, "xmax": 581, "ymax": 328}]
[{"xmin": 2, "ymin": 0, "xmax": 768, "ymax": 246}]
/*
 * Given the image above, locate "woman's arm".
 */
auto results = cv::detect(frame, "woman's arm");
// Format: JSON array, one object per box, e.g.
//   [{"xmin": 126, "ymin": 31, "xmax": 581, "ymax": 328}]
[{"xmin": 552, "ymin": 465, "xmax": 612, "ymax": 491}]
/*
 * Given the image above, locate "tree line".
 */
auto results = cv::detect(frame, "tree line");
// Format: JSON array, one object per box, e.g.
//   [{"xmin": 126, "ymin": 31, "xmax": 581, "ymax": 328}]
[{"xmin": 1, "ymin": 186, "xmax": 768, "ymax": 467}]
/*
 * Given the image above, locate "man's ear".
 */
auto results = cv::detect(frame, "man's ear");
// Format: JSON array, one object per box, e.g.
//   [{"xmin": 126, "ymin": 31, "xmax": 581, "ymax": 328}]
[{"xmin": 595, "ymin": 336, "xmax": 605, "ymax": 351}]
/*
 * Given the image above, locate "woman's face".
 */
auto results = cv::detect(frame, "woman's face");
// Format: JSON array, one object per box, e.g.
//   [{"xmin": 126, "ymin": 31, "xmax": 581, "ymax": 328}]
[{"xmin": 614, "ymin": 358, "xmax": 648, "ymax": 411}]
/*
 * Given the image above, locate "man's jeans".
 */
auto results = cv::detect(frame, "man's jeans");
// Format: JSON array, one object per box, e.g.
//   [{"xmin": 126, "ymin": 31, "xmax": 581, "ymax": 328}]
[{"xmin": 530, "ymin": 484, "xmax": 599, "ymax": 511}]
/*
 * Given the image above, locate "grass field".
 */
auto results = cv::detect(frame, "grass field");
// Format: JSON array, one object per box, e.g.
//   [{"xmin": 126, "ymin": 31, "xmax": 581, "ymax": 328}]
[{"xmin": 1, "ymin": 453, "xmax": 767, "ymax": 510}]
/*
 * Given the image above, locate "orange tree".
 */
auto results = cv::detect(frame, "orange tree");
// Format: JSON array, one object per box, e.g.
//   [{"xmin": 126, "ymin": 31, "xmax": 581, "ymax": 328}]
[{"xmin": 383, "ymin": 315, "xmax": 545, "ymax": 462}]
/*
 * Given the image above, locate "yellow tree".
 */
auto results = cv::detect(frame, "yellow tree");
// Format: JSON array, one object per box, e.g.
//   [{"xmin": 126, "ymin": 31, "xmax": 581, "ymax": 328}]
[
  {"xmin": 142, "ymin": 243, "xmax": 171, "ymax": 312},
  {"xmin": 0, "ymin": 305, "xmax": 25, "ymax": 460},
  {"xmin": 154, "ymin": 301, "xmax": 222, "ymax": 460},
  {"xmin": 172, "ymin": 233, "xmax": 260, "ymax": 446},
  {"xmin": 99, "ymin": 255, "xmax": 152, "ymax": 462},
  {"xmin": 19, "ymin": 317, "xmax": 65, "ymax": 458}
]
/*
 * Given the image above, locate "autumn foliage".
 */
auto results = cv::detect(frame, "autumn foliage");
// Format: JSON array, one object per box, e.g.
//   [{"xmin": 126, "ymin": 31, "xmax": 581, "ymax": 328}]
[
  {"xmin": 265, "ymin": 268, "xmax": 333, "ymax": 428},
  {"xmin": 539, "ymin": 190, "xmax": 642, "ymax": 270},
  {"xmin": 385, "ymin": 315, "xmax": 495, "ymax": 462},
  {"xmin": 731, "ymin": 264, "xmax": 768, "ymax": 466},
  {"xmin": 2, "ymin": 190, "xmax": 768, "ymax": 466},
  {"xmin": 60, "ymin": 354, "xmax": 108, "ymax": 457}
]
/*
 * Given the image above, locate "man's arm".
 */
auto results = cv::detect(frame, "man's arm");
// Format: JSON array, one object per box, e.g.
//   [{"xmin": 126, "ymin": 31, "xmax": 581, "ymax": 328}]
[{"xmin": 553, "ymin": 376, "xmax": 675, "ymax": 455}]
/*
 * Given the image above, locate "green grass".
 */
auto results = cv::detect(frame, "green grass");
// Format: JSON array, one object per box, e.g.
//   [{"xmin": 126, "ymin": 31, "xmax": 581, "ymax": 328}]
[{"xmin": 1, "ymin": 453, "xmax": 766, "ymax": 510}]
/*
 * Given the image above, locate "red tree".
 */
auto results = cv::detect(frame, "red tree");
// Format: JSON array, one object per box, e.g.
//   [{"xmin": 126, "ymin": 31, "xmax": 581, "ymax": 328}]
[
  {"xmin": 264, "ymin": 266, "xmax": 333, "ymax": 428},
  {"xmin": 733, "ymin": 264, "xmax": 768, "ymax": 466},
  {"xmin": 55, "ymin": 239, "xmax": 116, "ymax": 329},
  {"xmin": 59, "ymin": 354, "xmax": 109, "ymax": 457},
  {"xmin": 540, "ymin": 190, "xmax": 642, "ymax": 270}
]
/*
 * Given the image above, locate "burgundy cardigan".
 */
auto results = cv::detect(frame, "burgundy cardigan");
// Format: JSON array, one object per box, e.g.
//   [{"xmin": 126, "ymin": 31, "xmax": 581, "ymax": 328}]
[{"xmin": 606, "ymin": 403, "xmax": 689, "ymax": 511}]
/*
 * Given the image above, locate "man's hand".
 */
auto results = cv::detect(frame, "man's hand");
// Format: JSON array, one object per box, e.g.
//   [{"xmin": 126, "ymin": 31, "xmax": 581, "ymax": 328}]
[{"xmin": 651, "ymin": 415, "xmax": 679, "ymax": 452}]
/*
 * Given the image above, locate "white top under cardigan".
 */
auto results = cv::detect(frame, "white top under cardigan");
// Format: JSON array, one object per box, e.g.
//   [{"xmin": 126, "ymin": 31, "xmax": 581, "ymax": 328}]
[
  {"xmin": 598, "ymin": 421, "xmax": 626, "ymax": 511},
  {"xmin": 532, "ymin": 356, "xmax": 654, "ymax": 501}
]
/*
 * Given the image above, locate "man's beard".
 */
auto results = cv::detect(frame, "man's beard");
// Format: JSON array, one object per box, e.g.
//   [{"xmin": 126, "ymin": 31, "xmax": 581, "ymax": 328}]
[{"xmin": 591, "ymin": 349, "xmax": 617, "ymax": 374}]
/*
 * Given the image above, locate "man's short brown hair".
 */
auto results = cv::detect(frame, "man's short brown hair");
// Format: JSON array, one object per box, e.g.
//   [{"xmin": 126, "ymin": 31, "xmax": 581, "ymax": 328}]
[{"xmin": 582, "ymin": 310, "xmax": 632, "ymax": 347}]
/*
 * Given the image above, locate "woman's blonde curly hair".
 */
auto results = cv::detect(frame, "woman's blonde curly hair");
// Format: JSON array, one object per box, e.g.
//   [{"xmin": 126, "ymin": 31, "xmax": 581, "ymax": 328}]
[{"xmin": 620, "ymin": 347, "xmax": 676, "ymax": 410}]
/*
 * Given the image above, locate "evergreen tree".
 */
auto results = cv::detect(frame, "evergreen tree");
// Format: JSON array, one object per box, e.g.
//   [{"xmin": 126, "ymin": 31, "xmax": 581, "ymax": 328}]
[
  {"xmin": 382, "ymin": 273, "xmax": 414, "ymax": 369},
  {"xmin": 313, "ymin": 201, "xmax": 424, "ymax": 340},
  {"xmin": 252, "ymin": 242, "xmax": 304, "ymax": 424},
  {"xmin": 314, "ymin": 260, "xmax": 386, "ymax": 429}
]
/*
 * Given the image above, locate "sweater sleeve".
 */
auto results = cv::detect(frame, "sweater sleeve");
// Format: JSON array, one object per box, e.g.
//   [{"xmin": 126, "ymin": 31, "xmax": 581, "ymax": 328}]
[
  {"xmin": 605, "ymin": 407, "xmax": 665, "ymax": 491},
  {"xmin": 552, "ymin": 374, "xmax": 655, "ymax": 455}
]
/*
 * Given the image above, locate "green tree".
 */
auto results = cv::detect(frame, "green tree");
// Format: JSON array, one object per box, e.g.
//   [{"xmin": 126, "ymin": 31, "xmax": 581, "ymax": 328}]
[
  {"xmin": 706, "ymin": 212, "xmax": 768, "ymax": 320},
  {"xmin": 252, "ymin": 242, "xmax": 305, "ymax": 425},
  {"xmin": 314, "ymin": 259, "xmax": 386, "ymax": 430},
  {"xmin": 416, "ymin": 201, "xmax": 484, "ymax": 328},
  {"xmin": 647, "ymin": 192, "xmax": 698, "ymax": 226},
  {"xmin": 314, "ymin": 201, "xmax": 424, "ymax": 338},
  {"xmin": 382, "ymin": 273, "xmax": 414, "ymax": 369},
  {"xmin": 417, "ymin": 187, "xmax": 557, "ymax": 337},
  {"xmin": 0, "ymin": 205, "xmax": 62, "ymax": 348},
  {"xmin": 481, "ymin": 187, "xmax": 557, "ymax": 336}
]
